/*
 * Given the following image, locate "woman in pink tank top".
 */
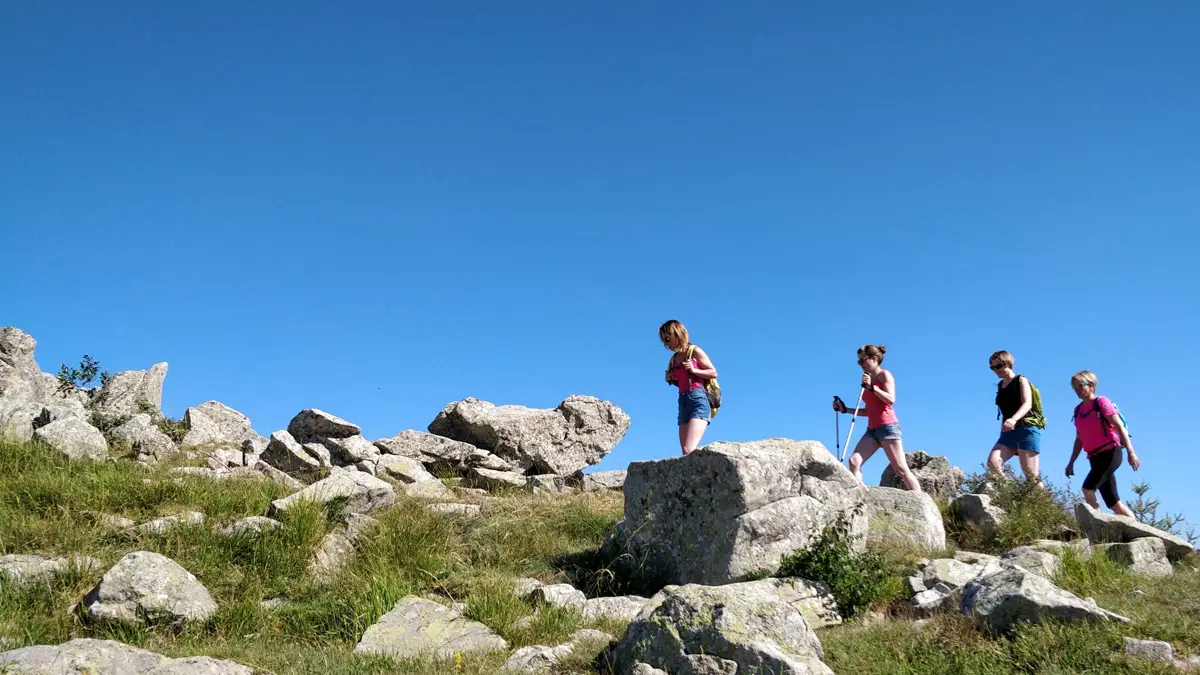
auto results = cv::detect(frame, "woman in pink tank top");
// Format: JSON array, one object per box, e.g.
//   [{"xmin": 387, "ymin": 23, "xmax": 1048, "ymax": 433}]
[
  {"xmin": 832, "ymin": 344, "xmax": 921, "ymax": 491},
  {"xmin": 660, "ymin": 320, "xmax": 718, "ymax": 455}
]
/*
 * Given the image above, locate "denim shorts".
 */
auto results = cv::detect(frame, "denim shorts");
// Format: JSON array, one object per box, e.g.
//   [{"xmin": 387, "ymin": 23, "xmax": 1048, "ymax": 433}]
[
  {"xmin": 864, "ymin": 423, "xmax": 902, "ymax": 443},
  {"xmin": 996, "ymin": 426, "xmax": 1041, "ymax": 454},
  {"xmin": 678, "ymin": 388, "xmax": 711, "ymax": 425}
]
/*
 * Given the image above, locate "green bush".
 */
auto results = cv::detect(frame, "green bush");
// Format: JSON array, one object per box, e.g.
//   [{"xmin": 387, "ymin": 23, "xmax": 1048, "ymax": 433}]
[
  {"xmin": 776, "ymin": 515, "xmax": 900, "ymax": 619},
  {"xmin": 952, "ymin": 468, "xmax": 1076, "ymax": 553}
]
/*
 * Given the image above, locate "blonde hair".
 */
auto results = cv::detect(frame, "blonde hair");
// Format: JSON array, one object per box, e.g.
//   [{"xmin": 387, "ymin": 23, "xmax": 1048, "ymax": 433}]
[
  {"xmin": 857, "ymin": 344, "xmax": 887, "ymax": 364},
  {"xmin": 990, "ymin": 350, "xmax": 1014, "ymax": 368},
  {"xmin": 658, "ymin": 320, "xmax": 690, "ymax": 353},
  {"xmin": 1071, "ymin": 370, "xmax": 1098, "ymax": 389}
]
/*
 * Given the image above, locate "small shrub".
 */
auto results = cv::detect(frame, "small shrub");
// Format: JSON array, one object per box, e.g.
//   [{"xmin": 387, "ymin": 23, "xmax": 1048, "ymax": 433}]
[
  {"xmin": 775, "ymin": 515, "xmax": 900, "ymax": 619},
  {"xmin": 954, "ymin": 468, "xmax": 1077, "ymax": 553},
  {"xmin": 1129, "ymin": 482, "xmax": 1198, "ymax": 544},
  {"xmin": 55, "ymin": 354, "xmax": 111, "ymax": 400}
]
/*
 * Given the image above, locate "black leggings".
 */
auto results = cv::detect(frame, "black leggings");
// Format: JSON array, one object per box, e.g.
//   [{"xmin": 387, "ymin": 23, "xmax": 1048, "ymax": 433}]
[{"xmin": 1082, "ymin": 446, "xmax": 1123, "ymax": 508}]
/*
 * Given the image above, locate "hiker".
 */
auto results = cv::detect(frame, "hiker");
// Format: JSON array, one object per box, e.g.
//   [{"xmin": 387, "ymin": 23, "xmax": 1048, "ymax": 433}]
[
  {"xmin": 659, "ymin": 320, "xmax": 717, "ymax": 455},
  {"xmin": 985, "ymin": 350, "xmax": 1047, "ymax": 486},
  {"xmin": 832, "ymin": 345, "xmax": 922, "ymax": 491},
  {"xmin": 1065, "ymin": 370, "xmax": 1140, "ymax": 517}
]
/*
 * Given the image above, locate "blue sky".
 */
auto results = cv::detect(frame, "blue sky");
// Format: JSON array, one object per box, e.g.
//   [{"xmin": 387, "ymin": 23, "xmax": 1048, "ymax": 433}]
[{"xmin": 2, "ymin": 2, "xmax": 1198, "ymax": 526}]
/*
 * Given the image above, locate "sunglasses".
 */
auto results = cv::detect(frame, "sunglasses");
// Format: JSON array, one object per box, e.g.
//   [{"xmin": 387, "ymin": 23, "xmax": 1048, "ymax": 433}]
[{"xmin": 989, "ymin": 363, "xmax": 1004, "ymax": 370}]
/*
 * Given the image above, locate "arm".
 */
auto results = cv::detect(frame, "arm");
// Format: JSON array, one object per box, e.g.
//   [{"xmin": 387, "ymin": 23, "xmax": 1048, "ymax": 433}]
[
  {"xmin": 865, "ymin": 371, "xmax": 896, "ymax": 405},
  {"xmin": 1108, "ymin": 413, "xmax": 1140, "ymax": 470},
  {"xmin": 1066, "ymin": 434, "xmax": 1083, "ymax": 475},
  {"xmin": 685, "ymin": 346, "xmax": 717, "ymax": 380}
]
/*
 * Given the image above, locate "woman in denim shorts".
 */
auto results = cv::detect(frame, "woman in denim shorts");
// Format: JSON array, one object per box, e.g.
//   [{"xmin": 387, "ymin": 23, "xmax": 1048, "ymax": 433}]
[
  {"xmin": 660, "ymin": 320, "xmax": 718, "ymax": 455},
  {"xmin": 986, "ymin": 350, "xmax": 1046, "ymax": 487},
  {"xmin": 832, "ymin": 344, "xmax": 922, "ymax": 491}
]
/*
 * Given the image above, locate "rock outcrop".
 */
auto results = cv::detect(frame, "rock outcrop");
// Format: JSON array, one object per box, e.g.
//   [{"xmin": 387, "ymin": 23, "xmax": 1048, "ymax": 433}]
[{"xmin": 879, "ymin": 450, "xmax": 964, "ymax": 499}]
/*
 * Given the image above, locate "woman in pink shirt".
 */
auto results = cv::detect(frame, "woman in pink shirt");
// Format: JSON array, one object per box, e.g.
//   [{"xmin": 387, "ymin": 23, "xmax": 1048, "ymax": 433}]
[
  {"xmin": 832, "ymin": 344, "xmax": 922, "ymax": 491},
  {"xmin": 1065, "ymin": 370, "xmax": 1140, "ymax": 517},
  {"xmin": 660, "ymin": 320, "xmax": 718, "ymax": 455}
]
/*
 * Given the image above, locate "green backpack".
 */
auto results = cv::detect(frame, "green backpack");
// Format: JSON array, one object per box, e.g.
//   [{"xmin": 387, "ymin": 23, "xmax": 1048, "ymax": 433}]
[{"xmin": 996, "ymin": 375, "xmax": 1046, "ymax": 429}]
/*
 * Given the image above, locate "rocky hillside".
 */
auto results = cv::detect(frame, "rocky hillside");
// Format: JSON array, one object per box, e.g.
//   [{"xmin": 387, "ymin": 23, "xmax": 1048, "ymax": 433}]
[{"xmin": 2, "ymin": 325, "xmax": 1199, "ymax": 674}]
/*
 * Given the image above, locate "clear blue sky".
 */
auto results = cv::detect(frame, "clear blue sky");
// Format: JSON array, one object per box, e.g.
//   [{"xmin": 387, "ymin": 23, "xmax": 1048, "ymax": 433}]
[{"xmin": 2, "ymin": 2, "xmax": 1197, "ymax": 526}]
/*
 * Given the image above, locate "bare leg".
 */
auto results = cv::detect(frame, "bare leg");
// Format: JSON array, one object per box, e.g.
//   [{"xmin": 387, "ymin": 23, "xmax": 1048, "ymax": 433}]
[
  {"xmin": 882, "ymin": 438, "xmax": 922, "ymax": 492},
  {"xmin": 1083, "ymin": 489, "xmax": 1100, "ymax": 509},
  {"xmin": 1112, "ymin": 500, "xmax": 1135, "ymax": 518},
  {"xmin": 987, "ymin": 445, "xmax": 1017, "ymax": 476},
  {"xmin": 847, "ymin": 434, "xmax": 881, "ymax": 486},
  {"xmin": 1017, "ymin": 450, "xmax": 1044, "ymax": 488},
  {"xmin": 681, "ymin": 418, "xmax": 708, "ymax": 455}
]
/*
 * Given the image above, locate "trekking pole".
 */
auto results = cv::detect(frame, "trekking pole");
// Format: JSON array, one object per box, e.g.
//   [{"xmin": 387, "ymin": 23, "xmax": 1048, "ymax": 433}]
[{"xmin": 839, "ymin": 389, "xmax": 866, "ymax": 463}]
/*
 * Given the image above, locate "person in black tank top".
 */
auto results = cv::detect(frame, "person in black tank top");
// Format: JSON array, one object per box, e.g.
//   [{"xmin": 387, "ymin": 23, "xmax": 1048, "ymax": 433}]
[{"xmin": 985, "ymin": 350, "xmax": 1046, "ymax": 488}]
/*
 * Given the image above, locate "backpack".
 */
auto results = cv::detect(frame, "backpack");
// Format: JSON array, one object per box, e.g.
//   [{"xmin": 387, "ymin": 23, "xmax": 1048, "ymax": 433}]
[
  {"xmin": 1072, "ymin": 397, "xmax": 1131, "ymax": 439},
  {"xmin": 668, "ymin": 345, "xmax": 721, "ymax": 418},
  {"xmin": 996, "ymin": 375, "xmax": 1046, "ymax": 429}
]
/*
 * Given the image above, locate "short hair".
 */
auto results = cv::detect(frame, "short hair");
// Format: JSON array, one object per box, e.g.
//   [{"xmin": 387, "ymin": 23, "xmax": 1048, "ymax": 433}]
[
  {"xmin": 857, "ymin": 344, "xmax": 887, "ymax": 364},
  {"xmin": 658, "ymin": 320, "xmax": 689, "ymax": 352},
  {"xmin": 990, "ymin": 350, "xmax": 1014, "ymax": 368},
  {"xmin": 1071, "ymin": 370, "xmax": 1098, "ymax": 389}
]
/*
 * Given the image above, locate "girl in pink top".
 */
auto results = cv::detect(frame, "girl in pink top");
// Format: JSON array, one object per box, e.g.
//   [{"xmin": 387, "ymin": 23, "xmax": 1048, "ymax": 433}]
[
  {"xmin": 833, "ymin": 345, "xmax": 921, "ymax": 491},
  {"xmin": 1065, "ymin": 370, "xmax": 1140, "ymax": 517},
  {"xmin": 660, "ymin": 320, "xmax": 718, "ymax": 455}
]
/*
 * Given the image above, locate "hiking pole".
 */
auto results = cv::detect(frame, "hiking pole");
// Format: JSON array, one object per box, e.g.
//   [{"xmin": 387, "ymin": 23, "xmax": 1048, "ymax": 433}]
[{"xmin": 839, "ymin": 389, "xmax": 865, "ymax": 463}]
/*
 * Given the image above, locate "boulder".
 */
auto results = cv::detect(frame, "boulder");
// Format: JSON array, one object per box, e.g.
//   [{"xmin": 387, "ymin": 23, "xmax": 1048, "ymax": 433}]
[
  {"xmin": 287, "ymin": 409, "xmax": 360, "ymax": 444},
  {"xmin": 399, "ymin": 480, "xmax": 456, "ymax": 500},
  {"xmin": 130, "ymin": 511, "xmax": 206, "ymax": 536},
  {"xmin": 252, "ymin": 460, "xmax": 306, "ymax": 490},
  {"xmin": 525, "ymin": 474, "xmax": 570, "ymax": 494},
  {"xmin": 110, "ymin": 413, "xmax": 178, "ymax": 461},
  {"xmin": 1075, "ymin": 502, "xmax": 1194, "ymax": 561},
  {"xmin": 531, "ymin": 584, "xmax": 587, "ymax": 609},
  {"xmin": 465, "ymin": 467, "xmax": 527, "ymax": 491},
  {"xmin": 1093, "ymin": 537, "xmax": 1174, "ymax": 577},
  {"xmin": 374, "ymin": 430, "xmax": 476, "ymax": 466},
  {"xmin": 582, "ymin": 595, "xmax": 650, "ymax": 622},
  {"xmin": 353, "ymin": 596, "xmax": 508, "ymax": 660},
  {"xmin": 513, "ymin": 577, "xmax": 544, "ymax": 599},
  {"xmin": 1122, "ymin": 637, "xmax": 1175, "ymax": 664},
  {"xmin": 863, "ymin": 486, "xmax": 947, "ymax": 551},
  {"xmin": 952, "ymin": 493, "xmax": 1006, "ymax": 532},
  {"xmin": 879, "ymin": 450, "xmax": 964, "ymax": 499},
  {"xmin": 32, "ymin": 397, "xmax": 88, "ymax": 430},
  {"xmin": 32, "ymin": 417, "xmax": 108, "ymax": 460},
  {"xmin": 961, "ymin": 565, "xmax": 1129, "ymax": 633},
  {"xmin": 308, "ymin": 531, "xmax": 355, "ymax": 584},
  {"xmin": 375, "ymin": 455, "xmax": 439, "ymax": 484},
  {"xmin": 998, "ymin": 546, "xmax": 1062, "ymax": 581},
  {"xmin": 609, "ymin": 579, "xmax": 833, "ymax": 674},
  {"xmin": 89, "ymin": 363, "xmax": 168, "ymax": 419},
  {"xmin": 500, "ymin": 629, "xmax": 613, "ymax": 674},
  {"xmin": 0, "ymin": 328, "xmax": 51, "ymax": 441},
  {"xmin": 261, "ymin": 430, "xmax": 322, "ymax": 477},
  {"xmin": 84, "ymin": 551, "xmax": 217, "ymax": 624},
  {"xmin": 428, "ymin": 395, "xmax": 630, "ymax": 475},
  {"xmin": 581, "ymin": 470, "xmax": 627, "ymax": 492},
  {"xmin": 303, "ymin": 442, "xmax": 333, "ymax": 468},
  {"xmin": 322, "ymin": 434, "xmax": 380, "ymax": 464},
  {"xmin": 618, "ymin": 438, "xmax": 867, "ymax": 586},
  {"xmin": 0, "ymin": 639, "xmax": 254, "ymax": 674},
  {"xmin": 219, "ymin": 516, "xmax": 282, "ymax": 537},
  {"xmin": 269, "ymin": 471, "xmax": 395, "ymax": 516},
  {"xmin": 181, "ymin": 401, "xmax": 265, "ymax": 449},
  {"xmin": 0, "ymin": 554, "xmax": 100, "ymax": 587}
]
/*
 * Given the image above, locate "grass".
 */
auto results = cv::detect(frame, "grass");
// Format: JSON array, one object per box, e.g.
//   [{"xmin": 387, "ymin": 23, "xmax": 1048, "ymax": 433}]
[{"xmin": 0, "ymin": 438, "xmax": 624, "ymax": 674}]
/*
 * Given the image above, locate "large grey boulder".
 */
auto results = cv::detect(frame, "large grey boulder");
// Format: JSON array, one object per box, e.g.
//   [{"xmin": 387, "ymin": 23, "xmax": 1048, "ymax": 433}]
[
  {"xmin": 353, "ymin": 596, "xmax": 508, "ymax": 660},
  {"xmin": 1075, "ymin": 503, "xmax": 1194, "ymax": 561},
  {"xmin": 952, "ymin": 493, "xmax": 1006, "ymax": 532},
  {"xmin": 464, "ymin": 467, "xmax": 527, "ymax": 491},
  {"xmin": 322, "ymin": 434, "xmax": 380, "ymax": 464},
  {"xmin": 1093, "ymin": 537, "xmax": 1174, "ymax": 577},
  {"xmin": 32, "ymin": 397, "xmax": 88, "ymax": 431},
  {"xmin": 0, "ymin": 328, "xmax": 50, "ymax": 441},
  {"xmin": 580, "ymin": 470, "xmax": 627, "ymax": 492},
  {"xmin": 110, "ymin": 413, "xmax": 178, "ymax": 462},
  {"xmin": 286, "ymin": 409, "xmax": 360, "ymax": 444},
  {"xmin": 374, "ymin": 430, "xmax": 477, "ymax": 466},
  {"xmin": 961, "ymin": 566, "xmax": 1129, "ymax": 633},
  {"xmin": 998, "ymin": 546, "xmax": 1062, "ymax": 581},
  {"xmin": 617, "ymin": 438, "xmax": 867, "ymax": 586},
  {"xmin": 0, "ymin": 638, "xmax": 253, "ymax": 674},
  {"xmin": 84, "ymin": 551, "xmax": 217, "ymax": 624},
  {"xmin": 261, "ymin": 430, "xmax": 322, "ymax": 478},
  {"xmin": 863, "ymin": 486, "xmax": 946, "ymax": 551},
  {"xmin": 0, "ymin": 555, "xmax": 101, "ymax": 588},
  {"xmin": 32, "ymin": 417, "xmax": 108, "ymax": 460},
  {"xmin": 181, "ymin": 401, "xmax": 265, "ymax": 450},
  {"xmin": 269, "ymin": 471, "xmax": 395, "ymax": 516},
  {"xmin": 89, "ymin": 363, "xmax": 168, "ymax": 419},
  {"xmin": 375, "ymin": 455, "xmax": 439, "ymax": 485},
  {"xmin": 879, "ymin": 451, "xmax": 964, "ymax": 499},
  {"xmin": 609, "ymin": 579, "xmax": 833, "ymax": 674},
  {"xmin": 582, "ymin": 595, "xmax": 651, "ymax": 622},
  {"xmin": 428, "ymin": 395, "xmax": 630, "ymax": 475}
]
